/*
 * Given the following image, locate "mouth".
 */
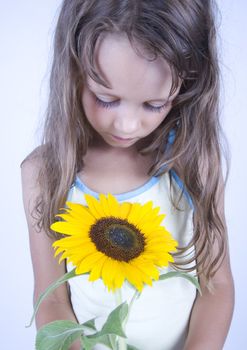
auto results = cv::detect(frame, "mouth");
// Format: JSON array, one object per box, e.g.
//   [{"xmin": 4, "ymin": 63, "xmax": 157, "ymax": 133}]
[{"xmin": 110, "ymin": 134, "xmax": 136, "ymax": 142}]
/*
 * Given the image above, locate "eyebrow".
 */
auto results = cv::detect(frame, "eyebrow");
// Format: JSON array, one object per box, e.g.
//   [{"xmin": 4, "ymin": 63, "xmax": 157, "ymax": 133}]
[{"xmin": 87, "ymin": 84, "xmax": 169, "ymax": 103}]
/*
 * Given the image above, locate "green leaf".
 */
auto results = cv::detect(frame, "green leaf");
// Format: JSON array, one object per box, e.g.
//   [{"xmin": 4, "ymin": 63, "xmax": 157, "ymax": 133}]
[
  {"xmin": 81, "ymin": 334, "xmax": 113, "ymax": 350},
  {"xmin": 35, "ymin": 320, "xmax": 84, "ymax": 350},
  {"xmin": 127, "ymin": 344, "xmax": 141, "ymax": 350},
  {"xmin": 81, "ymin": 303, "xmax": 128, "ymax": 350},
  {"xmin": 101, "ymin": 302, "xmax": 128, "ymax": 337},
  {"xmin": 159, "ymin": 271, "xmax": 202, "ymax": 295},
  {"xmin": 81, "ymin": 318, "xmax": 97, "ymax": 331},
  {"xmin": 27, "ymin": 268, "xmax": 79, "ymax": 327}
]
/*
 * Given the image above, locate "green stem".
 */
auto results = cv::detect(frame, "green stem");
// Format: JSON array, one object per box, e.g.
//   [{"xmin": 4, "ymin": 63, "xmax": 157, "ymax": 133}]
[
  {"xmin": 114, "ymin": 289, "xmax": 127, "ymax": 350},
  {"xmin": 108, "ymin": 334, "xmax": 117, "ymax": 350},
  {"xmin": 124, "ymin": 290, "xmax": 140, "ymax": 327}
]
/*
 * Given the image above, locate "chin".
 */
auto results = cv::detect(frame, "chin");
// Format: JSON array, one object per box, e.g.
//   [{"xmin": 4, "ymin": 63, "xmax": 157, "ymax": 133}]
[
  {"xmin": 101, "ymin": 134, "xmax": 137, "ymax": 147},
  {"xmin": 107, "ymin": 140, "xmax": 137, "ymax": 149}
]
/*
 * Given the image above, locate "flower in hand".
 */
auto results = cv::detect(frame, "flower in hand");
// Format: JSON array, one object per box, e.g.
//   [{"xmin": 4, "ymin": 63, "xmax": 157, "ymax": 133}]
[{"xmin": 51, "ymin": 193, "xmax": 178, "ymax": 291}]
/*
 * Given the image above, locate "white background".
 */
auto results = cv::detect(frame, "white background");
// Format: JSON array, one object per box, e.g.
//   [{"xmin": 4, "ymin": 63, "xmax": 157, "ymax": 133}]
[{"xmin": 0, "ymin": 1, "xmax": 246, "ymax": 349}]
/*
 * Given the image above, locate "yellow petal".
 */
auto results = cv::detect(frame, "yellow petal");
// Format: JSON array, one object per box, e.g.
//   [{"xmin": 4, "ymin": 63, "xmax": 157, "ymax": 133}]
[
  {"xmin": 122, "ymin": 263, "xmax": 145, "ymax": 291},
  {"xmin": 76, "ymin": 252, "xmax": 104, "ymax": 274},
  {"xmin": 139, "ymin": 215, "xmax": 166, "ymax": 232},
  {"xmin": 127, "ymin": 201, "xmax": 153, "ymax": 226},
  {"xmin": 54, "ymin": 246, "xmax": 66, "ymax": 258},
  {"xmin": 62, "ymin": 243, "xmax": 96, "ymax": 257},
  {"xmin": 58, "ymin": 251, "xmax": 68, "ymax": 264},
  {"xmin": 145, "ymin": 233, "xmax": 172, "ymax": 242},
  {"xmin": 66, "ymin": 202, "xmax": 95, "ymax": 219},
  {"xmin": 54, "ymin": 213, "xmax": 95, "ymax": 232},
  {"xmin": 89, "ymin": 255, "xmax": 108, "ymax": 282},
  {"xmin": 132, "ymin": 256, "xmax": 159, "ymax": 280},
  {"xmin": 52, "ymin": 238, "xmax": 89, "ymax": 250},
  {"xmin": 129, "ymin": 262, "xmax": 153, "ymax": 286},
  {"xmin": 51, "ymin": 222, "xmax": 84, "ymax": 236},
  {"xmin": 107, "ymin": 194, "xmax": 121, "ymax": 217},
  {"xmin": 119, "ymin": 202, "xmax": 132, "ymax": 219},
  {"xmin": 98, "ymin": 194, "xmax": 112, "ymax": 217},
  {"xmin": 101, "ymin": 258, "xmax": 118, "ymax": 291},
  {"xmin": 84, "ymin": 194, "xmax": 106, "ymax": 218},
  {"xmin": 102, "ymin": 258, "xmax": 125, "ymax": 291},
  {"xmin": 113, "ymin": 263, "xmax": 125, "ymax": 290},
  {"xmin": 125, "ymin": 203, "xmax": 142, "ymax": 223},
  {"xmin": 156, "ymin": 253, "xmax": 175, "ymax": 265}
]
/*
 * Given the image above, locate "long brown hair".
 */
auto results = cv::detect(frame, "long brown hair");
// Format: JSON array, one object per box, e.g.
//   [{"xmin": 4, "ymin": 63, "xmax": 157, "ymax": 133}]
[{"xmin": 23, "ymin": 0, "xmax": 228, "ymax": 285}]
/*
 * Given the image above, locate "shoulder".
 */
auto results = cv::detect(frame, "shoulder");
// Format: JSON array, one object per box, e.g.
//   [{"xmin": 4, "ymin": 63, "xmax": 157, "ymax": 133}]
[
  {"xmin": 20, "ymin": 145, "xmax": 45, "ymax": 172},
  {"xmin": 21, "ymin": 146, "xmax": 43, "ymax": 190},
  {"xmin": 20, "ymin": 144, "xmax": 48, "ymax": 186}
]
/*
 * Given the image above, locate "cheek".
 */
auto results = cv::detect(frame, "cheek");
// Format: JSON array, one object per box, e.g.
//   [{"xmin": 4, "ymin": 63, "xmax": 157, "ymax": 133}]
[
  {"xmin": 82, "ymin": 91, "xmax": 101, "ymax": 126},
  {"xmin": 82, "ymin": 97, "xmax": 113, "ymax": 130},
  {"xmin": 82, "ymin": 91, "xmax": 95, "ymax": 117},
  {"xmin": 146, "ymin": 104, "xmax": 172, "ymax": 130}
]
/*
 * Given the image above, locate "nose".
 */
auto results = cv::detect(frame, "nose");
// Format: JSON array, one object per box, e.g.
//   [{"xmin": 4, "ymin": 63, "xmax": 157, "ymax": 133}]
[{"xmin": 113, "ymin": 108, "xmax": 140, "ymax": 135}]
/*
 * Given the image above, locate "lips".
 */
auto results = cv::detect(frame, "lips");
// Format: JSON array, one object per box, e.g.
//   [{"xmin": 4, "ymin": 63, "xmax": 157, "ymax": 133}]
[{"xmin": 110, "ymin": 134, "xmax": 135, "ymax": 141}]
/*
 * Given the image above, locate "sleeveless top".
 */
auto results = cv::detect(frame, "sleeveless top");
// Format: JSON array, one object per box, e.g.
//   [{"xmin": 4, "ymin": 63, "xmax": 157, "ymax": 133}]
[{"xmin": 65, "ymin": 169, "xmax": 197, "ymax": 350}]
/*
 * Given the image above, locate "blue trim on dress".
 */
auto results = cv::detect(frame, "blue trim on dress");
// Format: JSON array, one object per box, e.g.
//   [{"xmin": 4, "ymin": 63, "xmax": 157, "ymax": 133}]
[
  {"xmin": 170, "ymin": 169, "xmax": 194, "ymax": 210},
  {"xmin": 67, "ymin": 185, "xmax": 74, "ymax": 202},
  {"xmin": 65, "ymin": 184, "xmax": 75, "ymax": 208},
  {"xmin": 74, "ymin": 175, "xmax": 160, "ymax": 201}
]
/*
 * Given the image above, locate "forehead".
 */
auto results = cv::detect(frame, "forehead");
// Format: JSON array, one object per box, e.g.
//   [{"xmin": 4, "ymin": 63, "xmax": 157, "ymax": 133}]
[{"xmin": 88, "ymin": 33, "xmax": 173, "ymax": 99}]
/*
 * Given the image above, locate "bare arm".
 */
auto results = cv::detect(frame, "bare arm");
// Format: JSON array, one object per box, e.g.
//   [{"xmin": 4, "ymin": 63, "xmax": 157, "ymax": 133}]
[
  {"xmin": 183, "ymin": 176, "xmax": 235, "ymax": 350},
  {"xmin": 21, "ymin": 153, "xmax": 81, "ymax": 350},
  {"xmin": 184, "ymin": 252, "xmax": 234, "ymax": 350}
]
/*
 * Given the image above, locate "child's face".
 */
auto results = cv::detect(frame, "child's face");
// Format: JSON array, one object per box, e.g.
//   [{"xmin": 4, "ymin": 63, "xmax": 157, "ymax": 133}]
[{"xmin": 82, "ymin": 33, "xmax": 181, "ymax": 149}]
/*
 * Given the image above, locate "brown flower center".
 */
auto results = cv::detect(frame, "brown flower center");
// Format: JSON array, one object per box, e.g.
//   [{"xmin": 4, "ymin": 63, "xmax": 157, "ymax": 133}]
[{"xmin": 89, "ymin": 217, "xmax": 145, "ymax": 262}]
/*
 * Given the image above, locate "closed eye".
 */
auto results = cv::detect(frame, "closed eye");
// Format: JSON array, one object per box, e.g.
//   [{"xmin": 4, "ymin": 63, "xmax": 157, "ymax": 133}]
[
  {"xmin": 143, "ymin": 102, "xmax": 167, "ymax": 113},
  {"xmin": 95, "ymin": 97, "xmax": 119, "ymax": 109},
  {"xmin": 94, "ymin": 96, "xmax": 167, "ymax": 113}
]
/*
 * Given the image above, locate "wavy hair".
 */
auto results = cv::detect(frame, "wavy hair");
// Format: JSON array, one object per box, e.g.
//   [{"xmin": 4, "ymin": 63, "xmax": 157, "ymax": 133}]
[{"xmin": 24, "ymin": 0, "xmax": 228, "ymax": 285}]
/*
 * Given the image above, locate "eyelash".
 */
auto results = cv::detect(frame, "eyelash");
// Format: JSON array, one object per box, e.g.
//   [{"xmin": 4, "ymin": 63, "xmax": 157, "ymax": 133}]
[{"xmin": 94, "ymin": 96, "xmax": 167, "ymax": 113}]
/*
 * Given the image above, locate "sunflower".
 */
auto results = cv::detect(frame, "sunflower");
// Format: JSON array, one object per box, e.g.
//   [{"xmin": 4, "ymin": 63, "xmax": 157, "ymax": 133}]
[{"xmin": 51, "ymin": 194, "xmax": 177, "ymax": 292}]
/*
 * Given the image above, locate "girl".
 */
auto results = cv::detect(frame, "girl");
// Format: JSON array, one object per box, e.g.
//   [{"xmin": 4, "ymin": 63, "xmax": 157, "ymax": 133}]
[{"xmin": 21, "ymin": 0, "xmax": 234, "ymax": 349}]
